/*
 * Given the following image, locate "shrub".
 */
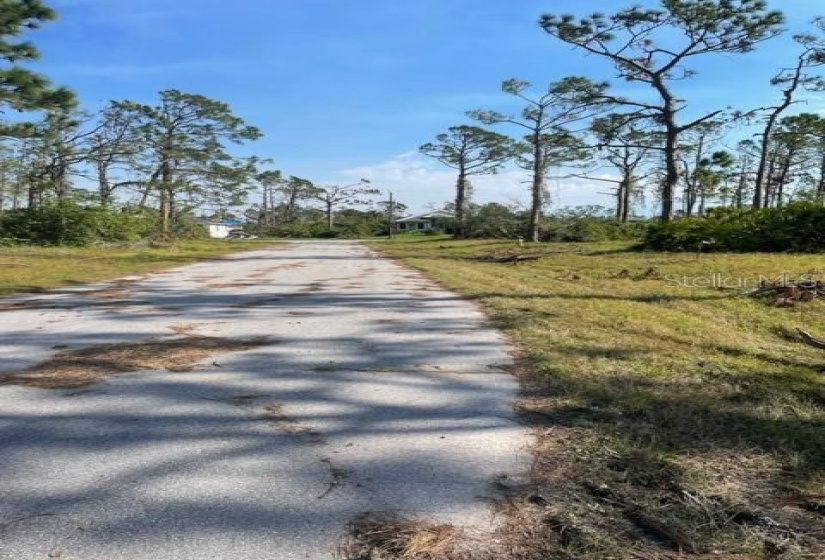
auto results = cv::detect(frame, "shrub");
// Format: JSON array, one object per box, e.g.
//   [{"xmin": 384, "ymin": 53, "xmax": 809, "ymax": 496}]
[
  {"xmin": 643, "ymin": 203, "xmax": 825, "ymax": 252},
  {"xmin": 540, "ymin": 217, "xmax": 649, "ymax": 242},
  {"xmin": 0, "ymin": 203, "xmax": 155, "ymax": 246}
]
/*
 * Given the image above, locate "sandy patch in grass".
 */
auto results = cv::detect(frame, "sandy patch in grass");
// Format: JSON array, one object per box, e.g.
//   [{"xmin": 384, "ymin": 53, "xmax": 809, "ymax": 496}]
[{"xmin": 1, "ymin": 336, "xmax": 270, "ymax": 389}]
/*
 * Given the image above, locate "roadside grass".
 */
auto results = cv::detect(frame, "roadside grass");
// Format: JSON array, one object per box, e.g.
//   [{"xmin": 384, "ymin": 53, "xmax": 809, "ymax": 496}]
[
  {"xmin": 0, "ymin": 239, "xmax": 272, "ymax": 296},
  {"xmin": 369, "ymin": 237, "xmax": 825, "ymax": 559}
]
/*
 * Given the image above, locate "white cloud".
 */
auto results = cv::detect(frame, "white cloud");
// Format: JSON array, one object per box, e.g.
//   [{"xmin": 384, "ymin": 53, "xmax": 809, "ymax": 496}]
[{"xmin": 335, "ymin": 152, "xmax": 619, "ymax": 214}]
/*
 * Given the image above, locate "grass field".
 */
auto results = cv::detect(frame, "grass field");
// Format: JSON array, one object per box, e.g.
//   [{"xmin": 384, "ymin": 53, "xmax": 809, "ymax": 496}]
[
  {"xmin": 0, "ymin": 239, "xmax": 273, "ymax": 296},
  {"xmin": 370, "ymin": 236, "xmax": 824, "ymax": 559}
]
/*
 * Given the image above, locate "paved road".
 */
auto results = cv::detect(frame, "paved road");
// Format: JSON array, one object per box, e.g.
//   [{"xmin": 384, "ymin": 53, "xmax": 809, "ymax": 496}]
[{"xmin": 0, "ymin": 241, "xmax": 529, "ymax": 560}]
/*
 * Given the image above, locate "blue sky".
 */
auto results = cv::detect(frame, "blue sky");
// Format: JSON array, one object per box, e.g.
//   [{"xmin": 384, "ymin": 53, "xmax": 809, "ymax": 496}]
[{"xmin": 26, "ymin": 0, "xmax": 825, "ymax": 212}]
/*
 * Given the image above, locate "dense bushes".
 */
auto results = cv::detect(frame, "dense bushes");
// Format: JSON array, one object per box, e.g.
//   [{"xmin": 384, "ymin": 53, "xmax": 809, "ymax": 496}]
[
  {"xmin": 536, "ymin": 206, "xmax": 647, "ymax": 242},
  {"xmin": 0, "ymin": 203, "xmax": 155, "ymax": 246},
  {"xmin": 540, "ymin": 216, "xmax": 648, "ymax": 242},
  {"xmin": 643, "ymin": 203, "xmax": 825, "ymax": 252},
  {"xmin": 464, "ymin": 203, "xmax": 524, "ymax": 238}
]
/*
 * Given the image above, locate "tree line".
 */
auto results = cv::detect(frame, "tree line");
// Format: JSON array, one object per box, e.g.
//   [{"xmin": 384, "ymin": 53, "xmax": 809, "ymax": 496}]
[
  {"xmin": 0, "ymin": 0, "xmax": 399, "ymax": 242},
  {"xmin": 420, "ymin": 0, "xmax": 825, "ymax": 242},
  {"xmin": 5, "ymin": 1, "xmax": 825, "ymax": 245}
]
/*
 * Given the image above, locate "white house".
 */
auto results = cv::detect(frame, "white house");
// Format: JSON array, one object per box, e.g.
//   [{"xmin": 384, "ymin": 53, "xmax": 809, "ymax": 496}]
[{"xmin": 394, "ymin": 211, "xmax": 454, "ymax": 232}]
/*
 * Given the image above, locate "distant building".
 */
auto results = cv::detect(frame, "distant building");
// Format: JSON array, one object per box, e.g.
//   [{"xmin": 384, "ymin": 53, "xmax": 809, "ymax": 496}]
[
  {"xmin": 200, "ymin": 219, "xmax": 243, "ymax": 238},
  {"xmin": 394, "ymin": 211, "xmax": 454, "ymax": 233}
]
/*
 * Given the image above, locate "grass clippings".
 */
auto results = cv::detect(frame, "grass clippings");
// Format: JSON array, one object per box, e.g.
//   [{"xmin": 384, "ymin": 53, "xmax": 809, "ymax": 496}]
[
  {"xmin": 337, "ymin": 512, "xmax": 472, "ymax": 560},
  {"xmin": 369, "ymin": 237, "xmax": 825, "ymax": 560},
  {"xmin": 1, "ymin": 336, "xmax": 270, "ymax": 389}
]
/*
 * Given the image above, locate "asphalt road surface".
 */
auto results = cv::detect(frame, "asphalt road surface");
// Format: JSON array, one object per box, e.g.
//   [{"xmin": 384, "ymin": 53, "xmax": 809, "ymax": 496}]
[{"xmin": 0, "ymin": 241, "xmax": 529, "ymax": 560}]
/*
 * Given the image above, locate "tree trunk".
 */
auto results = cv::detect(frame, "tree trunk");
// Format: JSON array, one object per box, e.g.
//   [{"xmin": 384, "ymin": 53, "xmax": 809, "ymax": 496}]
[
  {"xmin": 97, "ymin": 158, "xmax": 112, "ymax": 205},
  {"xmin": 326, "ymin": 199, "xmax": 334, "ymax": 229},
  {"xmin": 754, "ymin": 53, "xmax": 806, "ymax": 209},
  {"xmin": 661, "ymin": 129, "xmax": 679, "ymax": 222},
  {"xmin": 0, "ymin": 169, "xmax": 6, "ymax": 212},
  {"xmin": 454, "ymin": 166, "xmax": 468, "ymax": 238},
  {"xmin": 261, "ymin": 186, "xmax": 269, "ymax": 222},
  {"xmin": 656, "ymin": 83, "xmax": 679, "ymax": 222},
  {"xmin": 754, "ymin": 118, "xmax": 779, "ymax": 210},
  {"xmin": 615, "ymin": 180, "xmax": 626, "ymax": 222},
  {"xmin": 734, "ymin": 159, "xmax": 749, "ymax": 208},
  {"xmin": 285, "ymin": 188, "xmax": 299, "ymax": 222},
  {"xmin": 527, "ymin": 140, "xmax": 544, "ymax": 242},
  {"xmin": 160, "ymin": 158, "xmax": 174, "ymax": 233},
  {"xmin": 764, "ymin": 158, "xmax": 777, "ymax": 208}
]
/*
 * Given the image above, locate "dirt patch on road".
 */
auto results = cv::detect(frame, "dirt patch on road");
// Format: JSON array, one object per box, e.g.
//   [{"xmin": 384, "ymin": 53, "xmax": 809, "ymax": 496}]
[
  {"xmin": 337, "ymin": 512, "xmax": 470, "ymax": 560},
  {"xmin": 300, "ymin": 283, "xmax": 325, "ymax": 293},
  {"xmin": 0, "ymin": 336, "xmax": 270, "ymax": 389},
  {"xmin": 262, "ymin": 403, "xmax": 324, "ymax": 441},
  {"xmin": 166, "ymin": 323, "xmax": 201, "ymax": 335},
  {"xmin": 206, "ymin": 281, "xmax": 260, "ymax": 289}
]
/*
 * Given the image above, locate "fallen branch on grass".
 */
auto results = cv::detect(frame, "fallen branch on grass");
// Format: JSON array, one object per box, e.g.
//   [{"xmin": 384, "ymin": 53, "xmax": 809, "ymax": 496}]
[
  {"xmin": 581, "ymin": 482, "xmax": 705, "ymax": 554},
  {"xmin": 798, "ymin": 329, "xmax": 825, "ymax": 350},
  {"xmin": 746, "ymin": 279, "xmax": 825, "ymax": 306},
  {"xmin": 493, "ymin": 254, "xmax": 542, "ymax": 265}
]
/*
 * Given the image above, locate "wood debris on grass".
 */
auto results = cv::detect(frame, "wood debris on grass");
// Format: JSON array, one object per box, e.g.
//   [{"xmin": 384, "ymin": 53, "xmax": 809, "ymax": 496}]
[
  {"xmin": 473, "ymin": 249, "xmax": 544, "ymax": 265},
  {"xmin": 746, "ymin": 279, "xmax": 825, "ymax": 306},
  {"xmin": 0, "ymin": 336, "xmax": 270, "ymax": 389}
]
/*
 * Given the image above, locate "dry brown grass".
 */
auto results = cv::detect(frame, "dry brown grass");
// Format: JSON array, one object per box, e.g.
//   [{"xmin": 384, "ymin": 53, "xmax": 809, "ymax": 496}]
[
  {"xmin": 0, "ymin": 240, "xmax": 272, "ymax": 297},
  {"xmin": 337, "ymin": 512, "xmax": 472, "ymax": 560},
  {"xmin": 369, "ymin": 237, "xmax": 825, "ymax": 560},
  {"xmin": 0, "ymin": 336, "xmax": 270, "ymax": 389}
]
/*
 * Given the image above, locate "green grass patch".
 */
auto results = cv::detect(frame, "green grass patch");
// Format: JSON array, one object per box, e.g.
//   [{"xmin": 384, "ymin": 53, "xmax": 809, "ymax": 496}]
[
  {"xmin": 369, "ymin": 237, "xmax": 825, "ymax": 559},
  {"xmin": 0, "ymin": 239, "xmax": 275, "ymax": 296}
]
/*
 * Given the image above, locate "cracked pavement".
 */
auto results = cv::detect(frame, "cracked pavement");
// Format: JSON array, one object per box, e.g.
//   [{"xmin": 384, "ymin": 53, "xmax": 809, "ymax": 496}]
[{"xmin": 0, "ymin": 240, "xmax": 529, "ymax": 560}]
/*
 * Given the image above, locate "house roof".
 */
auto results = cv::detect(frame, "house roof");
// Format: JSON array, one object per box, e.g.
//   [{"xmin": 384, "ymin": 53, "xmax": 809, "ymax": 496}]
[
  {"xmin": 395, "ymin": 211, "xmax": 453, "ymax": 223},
  {"xmin": 198, "ymin": 218, "xmax": 243, "ymax": 226}
]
